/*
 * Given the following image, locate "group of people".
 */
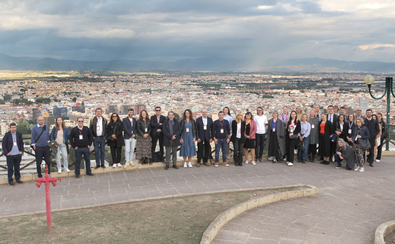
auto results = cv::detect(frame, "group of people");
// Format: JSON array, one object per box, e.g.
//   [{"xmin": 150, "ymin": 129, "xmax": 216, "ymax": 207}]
[{"xmin": 2, "ymin": 105, "xmax": 388, "ymax": 185}]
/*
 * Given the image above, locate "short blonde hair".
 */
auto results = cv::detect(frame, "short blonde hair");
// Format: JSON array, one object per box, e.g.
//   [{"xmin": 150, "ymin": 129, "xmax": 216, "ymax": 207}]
[
  {"xmin": 235, "ymin": 113, "xmax": 243, "ymax": 123},
  {"xmin": 356, "ymin": 117, "xmax": 364, "ymax": 125}
]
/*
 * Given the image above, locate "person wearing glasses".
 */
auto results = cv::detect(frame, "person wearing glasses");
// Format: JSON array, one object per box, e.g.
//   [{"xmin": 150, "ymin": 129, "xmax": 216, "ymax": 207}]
[
  {"xmin": 196, "ymin": 109, "xmax": 213, "ymax": 167},
  {"xmin": 163, "ymin": 111, "xmax": 181, "ymax": 170},
  {"xmin": 90, "ymin": 108, "xmax": 107, "ymax": 169},
  {"xmin": 213, "ymin": 111, "xmax": 231, "ymax": 167},
  {"xmin": 69, "ymin": 117, "xmax": 94, "ymax": 178},
  {"xmin": 31, "ymin": 116, "xmax": 51, "ymax": 178},
  {"xmin": 106, "ymin": 113, "xmax": 124, "ymax": 168},
  {"xmin": 356, "ymin": 108, "xmax": 364, "ymax": 120},
  {"xmin": 150, "ymin": 106, "xmax": 166, "ymax": 162},
  {"xmin": 136, "ymin": 110, "xmax": 152, "ymax": 164},
  {"xmin": 254, "ymin": 107, "xmax": 268, "ymax": 163}
]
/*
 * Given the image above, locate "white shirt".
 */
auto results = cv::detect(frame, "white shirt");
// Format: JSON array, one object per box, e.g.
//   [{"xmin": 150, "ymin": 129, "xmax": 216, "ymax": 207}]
[
  {"xmin": 236, "ymin": 122, "xmax": 242, "ymax": 138},
  {"xmin": 254, "ymin": 115, "xmax": 268, "ymax": 134},
  {"xmin": 96, "ymin": 116, "xmax": 103, "ymax": 136},
  {"xmin": 202, "ymin": 117, "xmax": 207, "ymax": 125}
]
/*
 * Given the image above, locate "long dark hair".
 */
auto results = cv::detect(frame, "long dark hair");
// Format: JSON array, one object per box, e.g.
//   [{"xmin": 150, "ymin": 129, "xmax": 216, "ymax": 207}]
[
  {"xmin": 55, "ymin": 117, "xmax": 65, "ymax": 130},
  {"xmin": 182, "ymin": 109, "xmax": 194, "ymax": 121},
  {"xmin": 377, "ymin": 113, "xmax": 383, "ymax": 122},
  {"xmin": 110, "ymin": 113, "xmax": 121, "ymax": 123},
  {"xmin": 288, "ymin": 111, "xmax": 297, "ymax": 125},
  {"xmin": 223, "ymin": 107, "xmax": 231, "ymax": 116},
  {"xmin": 139, "ymin": 110, "xmax": 148, "ymax": 121}
]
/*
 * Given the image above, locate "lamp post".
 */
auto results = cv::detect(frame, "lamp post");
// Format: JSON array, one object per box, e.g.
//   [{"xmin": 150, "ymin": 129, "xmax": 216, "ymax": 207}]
[{"xmin": 364, "ymin": 75, "xmax": 394, "ymax": 151}]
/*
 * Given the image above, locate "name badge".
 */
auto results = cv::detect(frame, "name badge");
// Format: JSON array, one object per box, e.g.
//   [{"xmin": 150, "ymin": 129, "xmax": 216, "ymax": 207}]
[
  {"xmin": 312, "ymin": 124, "xmax": 315, "ymax": 129},
  {"xmin": 203, "ymin": 125, "xmax": 207, "ymax": 130},
  {"xmin": 97, "ymin": 126, "xmax": 100, "ymax": 130},
  {"xmin": 186, "ymin": 128, "xmax": 190, "ymax": 133},
  {"xmin": 220, "ymin": 128, "xmax": 224, "ymax": 134},
  {"xmin": 348, "ymin": 129, "xmax": 352, "ymax": 134},
  {"xmin": 145, "ymin": 128, "xmax": 148, "ymax": 133},
  {"xmin": 79, "ymin": 135, "xmax": 83, "ymax": 140},
  {"xmin": 13, "ymin": 141, "xmax": 17, "ymax": 147},
  {"xmin": 273, "ymin": 128, "xmax": 276, "ymax": 132}
]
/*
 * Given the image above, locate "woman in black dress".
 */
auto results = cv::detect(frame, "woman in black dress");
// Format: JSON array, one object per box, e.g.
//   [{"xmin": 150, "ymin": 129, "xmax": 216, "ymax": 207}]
[
  {"xmin": 106, "ymin": 113, "xmax": 125, "ymax": 168},
  {"xmin": 376, "ymin": 113, "xmax": 387, "ymax": 162},
  {"xmin": 319, "ymin": 113, "xmax": 333, "ymax": 165}
]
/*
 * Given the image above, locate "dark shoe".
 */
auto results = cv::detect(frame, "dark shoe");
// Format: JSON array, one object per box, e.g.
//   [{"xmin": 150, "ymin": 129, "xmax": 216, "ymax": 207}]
[
  {"xmin": 323, "ymin": 161, "xmax": 330, "ymax": 165},
  {"xmin": 239, "ymin": 163, "xmax": 243, "ymax": 166},
  {"xmin": 164, "ymin": 165, "xmax": 169, "ymax": 170},
  {"xmin": 302, "ymin": 161, "xmax": 306, "ymax": 164},
  {"xmin": 369, "ymin": 163, "xmax": 374, "ymax": 167},
  {"xmin": 196, "ymin": 163, "xmax": 201, "ymax": 167},
  {"xmin": 311, "ymin": 157, "xmax": 315, "ymax": 162},
  {"xmin": 235, "ymin": 164, "xmax": 238, "ymax": 166},
  {"xmin": 173, "ymin": 165, "xmax": 179, "ymax": 169},
  {"xmin": 87, "ymin": 172, "xmax": 94, "ymax": 176},
  {"xmin": 9, "ymin": 181, "xmax": 15, "ymax": 186},
  {"xmin": 16, "ymin": 180, "xmax": 23, "ymax": 183},
  {"xmin": 101, "ymin": 165, "xmax": 106, "ymax": 168},
  {"xmin": 149, "ymin": 161, "xmax": 153, "ymax": 165},
  {"xmin": 297, "ymin": 159, "xmax": 301, "ymax": 162},
  {"xmin": 94, "ymin": 165, "xmax": 100, "ymax": 169},
  {"xmin": 75, "ymin": 174, "xmax": 80, "ymax": 178},
  {"xmin": 319, "ymin": 161, "xmax": 325, "ymax": 164},
  {"xmin": 272, "ymin": 159, "xmax": 277, "ymax": 164},
  {"xmin": 203, "ymin": 162, "xmax": 209, "ymax": 166}
]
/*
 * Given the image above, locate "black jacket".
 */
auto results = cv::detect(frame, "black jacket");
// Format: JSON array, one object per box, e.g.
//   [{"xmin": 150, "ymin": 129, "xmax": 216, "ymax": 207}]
[
  {"xmin": 106, "ymin": 121, "xmax": 125, "ymax": 147},
  {"xmin": 150, "ymin": 115, "xmax": 166, "ymax": 137},
  {"xmin": 2, "ymin": 131, "xmax": 24, "ymax": 155},
  {"xmin": 137, "ymin": 119, "xmax": 151, "ymax": 137},
  {"xmin": 364, "ymin": 118, "xmax": 380, "ymax": 145},
  {"xmin": 90, "ymin": 116, "xmax": 107, "ymax": 137},
  {"xmin": 231, "ymin": 120, "xmax": 246, "ymax": 144},
  {"xmin": 69, "ymin": 126, "xmax": 93, "ymax": 148},
  {"xmin": 163, "ymin": 118, "xmax": 181, "ymax": 147},
  {"xmin": 335, "ymin": 121, "xmax": 349, "ymax": 142},
  {"xmin": 196, "ymin": 116, "xmax": 213, "ymax": 141}
]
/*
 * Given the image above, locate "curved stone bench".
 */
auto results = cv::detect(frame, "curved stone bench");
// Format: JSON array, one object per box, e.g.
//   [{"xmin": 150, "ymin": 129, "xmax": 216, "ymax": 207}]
[
  {"xmin": 375, "ymin": 220, "xmax": 395, "ymax": 244},
  {"xmin": 200, "ymin": 185, "xmax": 318, "ymax": 244}
]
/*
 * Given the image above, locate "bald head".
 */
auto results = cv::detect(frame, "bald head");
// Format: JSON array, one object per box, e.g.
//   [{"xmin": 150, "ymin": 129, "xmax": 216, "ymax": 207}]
[{"xmin": 37, "ymin": 116, "xmax": 44, "ymax": 126}]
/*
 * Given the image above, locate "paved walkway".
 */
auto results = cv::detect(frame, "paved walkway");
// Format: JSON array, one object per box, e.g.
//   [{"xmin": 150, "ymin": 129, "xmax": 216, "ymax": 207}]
[{"xmin": 1, "ymin": 157, "xmax": 395, "ymax": 243}]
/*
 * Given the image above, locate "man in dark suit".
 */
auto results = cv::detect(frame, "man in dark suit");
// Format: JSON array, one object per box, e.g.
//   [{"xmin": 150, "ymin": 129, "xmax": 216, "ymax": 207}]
[
  {"xmin": 123, "ymin": 108, "xmax": 137, "ymax": 167},
  {"xmin": 2, "ymin": 123, "xmax": 24, "ymax": 185},
  {"xmin": 327, "ymin": 105, "xmax": 338, "ymax": 162},
  {"xmin": 196, "ymin": 109, "xmax": 213, "ymax": 167},
  {"xmin": 364, "ymin": 109, "xmax": 380, "ymax": 167},
  {"xmin": 150, "ymin": 106, "xmax": 166, "ymax": 162}
]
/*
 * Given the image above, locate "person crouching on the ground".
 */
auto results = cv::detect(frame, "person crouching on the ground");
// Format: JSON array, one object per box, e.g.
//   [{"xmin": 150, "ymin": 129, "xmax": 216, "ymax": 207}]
[
  {"xmin": 243, "ymin": 112, "xmax": 257, "ymax": 166},
  {"xmin": 107, "ymin": 113, "xmax": 125, "ymax": 168},
  {"xmin": 69, "ymin": 117, "xmax": 94, "ymax": 178},
  {"xmin": 350, "ymin": 118, "xmax": 370, "ymax": 173},
  {"xmin": 335, "ymin": 138, "xmax": 355, "ymax": 170},
  {"xmin": 162, "ymin": 111, "xmax": 180, "ymax": 170},
  {"xmin": 265, "ymin": 111, "xmax": 286, "ymax": 164},
  {"xmin": 231, "ymin": 113, "xmax": 245, "ymax": 166},
  {"xmin": 213, "ymin": 111, "xmax": 230, "ymax": 167}
]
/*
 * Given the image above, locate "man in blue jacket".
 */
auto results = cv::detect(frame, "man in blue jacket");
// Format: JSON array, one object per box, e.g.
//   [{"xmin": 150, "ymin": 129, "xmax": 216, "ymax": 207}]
[
  {"xmin": 31, "ymin": 116, "xmax": 51, "ymax": 178},
  {"xmin": 2, "ymin": 123, "xmax": 24, "ymax": 185},
  {"xmin": 123, "ymin": 108, "xmax": 137, "ymax": 167}
]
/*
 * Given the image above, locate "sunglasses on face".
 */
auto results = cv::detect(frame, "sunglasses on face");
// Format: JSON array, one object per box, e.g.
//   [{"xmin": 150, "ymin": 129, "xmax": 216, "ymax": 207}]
[{"xmin": 156, "ymin": 110, "xmax": 161, "ymax": 112}]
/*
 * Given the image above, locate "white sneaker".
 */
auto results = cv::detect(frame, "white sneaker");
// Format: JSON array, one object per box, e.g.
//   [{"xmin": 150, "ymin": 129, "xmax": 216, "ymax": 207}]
[
  {"xmin": 113, "ymin": 164, "xmax": 117, "ymax": 168},
  {"xmin": 268, "ymin": 156, "xmax": 274, "ymax": 161},
  {"xmin": 359, "ymin": 167, "xmax": 364, "ymax": 172},
  {"xmin": 118, "ymin": 163, "xmax": 122, "ymax": 168},
  {"xmin": 244, "ymin": 160, "xmax": 249, "ymax": 164},
  {"xmin": 58, "ymin": 169, "xmax": 62, "ymax": 174},
  {"xmin": 287, "ymin": 162, "xmax": 294, "ymax": 166},
  {"xmin": 65, "ymin": 169, "xmax": 70, "ymax": 173},
  {"xmin": 183, "ymin": 162, "xmax": 187, "ymax": 168},
  {"xmin": 251, "ymin": 161, "xmax": 256, "ymax": 166},
  {"xmin": 188, "ymin": 162, "xmax": 192, "ymax": 168},
  {"xmin": 375, "ymin": 159, "xmax": 380, "ymax": 163},
  {"xmin": 354, "ymin": 167, "xmax": 360, "ymax": 171}
]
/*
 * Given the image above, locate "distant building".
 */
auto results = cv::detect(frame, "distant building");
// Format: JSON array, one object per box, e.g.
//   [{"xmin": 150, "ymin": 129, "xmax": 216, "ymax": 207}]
[
  {"xmin": 53, "ymin": 107, "xmax": 68, "ymax": 118},
  {"xmin": 107, "ymin": 104, "xmax": 118, "ymax": 114},
  {"xmin": 72, "ymin": 105, "xmax": 85, "ymax": 113},
  {"xmin": 32, "ymin": 108, "xmax": 41, "ymax": 120},
  {"xmin": 44, "ymin": 116, "xmax": 55, "ymax": 127},
  {"xmin": 133, "ymin": 104, "xmax": 146, "ymax": 114},
  {"xmin": 0, "ymin": 122, "xmax": 8, "ymax": 136},
  {"xmin": 121, "ymin": 104, "xmax": 132, "ymax": 114}
]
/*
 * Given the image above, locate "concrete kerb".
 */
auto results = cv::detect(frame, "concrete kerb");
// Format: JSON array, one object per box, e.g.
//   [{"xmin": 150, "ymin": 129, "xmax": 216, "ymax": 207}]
[
  {"xmin": 374, "ymin": 220, "xmax": 395, "ymax": 244},
  {"xmin": 0, "ymin": 184, "xmax": 309, "ymax": 220},
  {"xmin": 200, "ymin": 185, "xmax": 318, "ymax": 244}
]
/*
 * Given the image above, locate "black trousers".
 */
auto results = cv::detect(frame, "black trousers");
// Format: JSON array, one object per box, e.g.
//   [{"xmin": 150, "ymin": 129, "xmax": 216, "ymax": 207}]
[
  {"xmin": 197, "ymin": 140, "xmax": 211, "ymax": 163},
  {"xmin": 367, "ymin": 145, "xmax": 374, "ymax": 164},
  {"xmin": 330, "ymin": 141, "xmax": 336, "ymax": 160},
  {"xmin": 7, "ymin": 154, "xmax": 21, "ymax": 183},
  {"xmin": 35, "ymin": 146, "xmax": 51, "ymax": 178},
  {"xmin": 287, "ymin": 138, "xmax": 298, "ymax": 163},
  {"xmin": 309, "ymin": 144, "xmax": 317, "ymax": 157},
  {"xmin": 233, "ymin": 138, "xmax": 244, "ymax": 166},
  {"xmin": 255, "ymin": 133, "xmax": 265, "ymax": 160},
  {"xmin": 377, "ymin": 141, "xmax": 383, "ymax": 160},
  {"xmin": 110, "ymin": 146, "xmax": 122, "ymax": 164},
  {"xmin": 151, "ymin": 132, "xmax": 164, "ymax": 161}
]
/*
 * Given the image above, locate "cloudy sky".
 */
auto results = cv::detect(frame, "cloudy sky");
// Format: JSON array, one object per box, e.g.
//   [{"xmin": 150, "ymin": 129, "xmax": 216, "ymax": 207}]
[{"xmin": 1, "ymin": 0, "xmax": 395, "ymax": 64}]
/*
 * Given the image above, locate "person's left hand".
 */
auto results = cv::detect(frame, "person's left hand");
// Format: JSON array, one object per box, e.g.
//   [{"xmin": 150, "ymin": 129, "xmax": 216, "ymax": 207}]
[{"xmin": 112, "ymin": 134, "xmax": 117, "ymax": 139}]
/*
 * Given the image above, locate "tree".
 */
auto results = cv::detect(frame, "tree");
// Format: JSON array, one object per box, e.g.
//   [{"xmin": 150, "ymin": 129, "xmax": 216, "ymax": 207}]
[
  {"xmin": 17, "ymin": 121, "xmax": 30, "ymax": 135},
  {"xmin": 3, "ymin": 94, "xmax": 12, "ymax": 101},
  {"xmin": 61, "ymin": 116, "xmax": 69, "ymax": 120},
  {"xmin": 174, "ymin": 113, "xmax": 180, "ymax": 120},
  {"xmin": 72, "ymin": 97, "xmax": 77, "ymax": 102}
]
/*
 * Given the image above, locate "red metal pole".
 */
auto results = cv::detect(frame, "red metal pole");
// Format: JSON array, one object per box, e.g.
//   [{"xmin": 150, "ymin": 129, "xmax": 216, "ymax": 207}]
[{"xmin": 45, "ymin": 178, "xmax": 52, "ymax": 234}]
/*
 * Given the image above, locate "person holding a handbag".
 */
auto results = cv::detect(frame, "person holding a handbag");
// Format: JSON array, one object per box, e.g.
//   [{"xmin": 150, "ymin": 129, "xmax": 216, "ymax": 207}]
[
  {"xmin": 297, "ymin": 114, "xmax": 310, "ymax": 164},
  {"xmin": 243, "ymin": 112, "xmax": 257, "ymax": 166},
  {"xmin": 106, "ymin": 113, "xmax": 124, "ymax": 168},
  {"xmin": 318, "ymin": 114, "xmax": 333, "ymax": 165},
  {"xmin": 376, "ymin": 113, "xmax": 387, "ymax": 162},
  {"xmin": 351, "ymin": 118, "xmax": 370, "ymax": 172},
  {"xmin": 286, "ymin": 111, "xmax": 301, "ymax": 166}
]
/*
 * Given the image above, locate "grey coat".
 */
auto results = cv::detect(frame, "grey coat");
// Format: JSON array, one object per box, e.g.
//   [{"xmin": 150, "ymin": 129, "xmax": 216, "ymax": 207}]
[
  {"xmin": 308, "ymin": 116, "xmax": 320, "ymax": 144},
  {"xmin": 265, "ymin": 119, "xmax": 286, "ymax": 158},
  {"xmin": 336, "ymin": 144, "xmax": 356, "ymax": 169}
]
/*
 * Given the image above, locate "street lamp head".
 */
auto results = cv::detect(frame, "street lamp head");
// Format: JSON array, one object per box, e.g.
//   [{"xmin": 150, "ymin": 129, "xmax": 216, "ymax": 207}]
[{"xmin": 364, "ymin": 75, "xmax": 375, "ymax": 85}]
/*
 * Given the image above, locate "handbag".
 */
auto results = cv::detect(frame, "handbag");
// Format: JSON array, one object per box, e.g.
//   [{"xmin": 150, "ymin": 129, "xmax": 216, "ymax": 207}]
[
  {"xmin": 297, "ymin": 141, "xmax": 305, "ymax": 151},
  {"xmin": 358, "ymin": 138, "xmax": 371, "ymax": 150},
  {"xmin": 106, "ymin": 122, "xmax": 117, "ymax": 142},
  {"xmin": 290, "ymin": 134, "xmax": 298, "ymax": 139}
]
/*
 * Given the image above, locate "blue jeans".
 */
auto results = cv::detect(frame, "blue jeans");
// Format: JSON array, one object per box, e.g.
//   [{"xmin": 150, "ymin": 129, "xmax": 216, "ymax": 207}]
[
  {"xmin": 124, "ymin": 138, "xmax": 136, "ymax": 163},
  {"xmin": 75, "ymin": 147, "xmax": 91, "ymax": 175},
  {"xmin": 56, "ymin": 143, "xmax": 69, "ymax": 170},
  {"xmin": 215, "ymin": 139, "xmax": 227, "ymax": 163},
  {"xmin": 93, "ymin": 137, "xmax": 105, "ymax": 166},
  {"xmin": 297, "ymin": 137, "xmax": 310, "ymax": 161},
  {"xmin": 7, "ymin": 154, "xmax": 21, "ymax": 183}
]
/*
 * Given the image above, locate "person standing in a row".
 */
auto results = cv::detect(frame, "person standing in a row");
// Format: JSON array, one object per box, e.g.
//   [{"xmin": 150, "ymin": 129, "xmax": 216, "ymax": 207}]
[
  {"xmin": 196, "ymin": 109, "xmax": 213, "ymax": 167},
  {"xmin": 136, "ymin": 110, "xmax": 152, "ymax": 164},
  {"xmin": 376, "ymin": 113, "xmax": 387, "ymax": 163},
  {"xmin": 51, "ymin": 117, "xmax": 70, "ymax": 173},
  {"xmin": 213, "ymin": 111, "xmax": 230, "ymax": 167},
  {"xmin": 286, "ymin": 111, "xmax": 300, "ymax": 166},
  {"xmin": 163, "ymin": 111, "xmax": 180, "ymax": 170},
  {"xmin": 223, "ymin": 107, "xmax": 232, "ymax": 159},
  {"xmin": 319, "ymin": 114, "xmax": 333, "ymax": 165},
  {"xmin": 231, "ymin": 113, "xmax": 245, "ymax": 166},
  {"xmin": 266, "ymin": 111, "xmax": 286, "ymax": 164},
  {"xmin": 308, "ymin": 109, "xmax": 319, "ymax": 162},
  {"xmin": 123, "ymin": 108, "xmax": 137, "ymax": 168},
  {"xmin": 31, "ymin": 116, "xmax": 51, "ymax": 178},
  {"xmin": 297, "ymin": 114, "xmax": 310, "ymax": 164},
  {"xmin": 180, "ymin": 109, "xmax": 197, "ymax": 168},
  {"xmin": 254, "ymin": 107, "xmax": 267, "ymax": 163},
  {"xmin": 107, "ymin": 113, "xmax": 124, "ymax": 168},
  {"xmin": 2, "ymin": 123, "xmax": 24, "ymax": 185},
  {"xmin": 151, "ymin": 106, "xmax": 165, "ymax": 162},
  {"xmin": 244, "ymin": 112, "xmax": 257, "ymax": 166},
  {"xmin": 91, "ymin": 108, "xmax": 107, "ymax": 169},
  {"xmin": 364, "ymin": 109, "xmax": 379, "ymax": 167}
]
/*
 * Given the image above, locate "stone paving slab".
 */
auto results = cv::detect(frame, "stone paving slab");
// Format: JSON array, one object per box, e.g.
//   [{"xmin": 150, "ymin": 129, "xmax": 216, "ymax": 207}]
[
  {"xmin": 1, "ymin": 157, "xmax": 395, "ymax": 243},
  {"xmin": 212, "ymin": 157, "xmax": 395, "ymax": 244}
]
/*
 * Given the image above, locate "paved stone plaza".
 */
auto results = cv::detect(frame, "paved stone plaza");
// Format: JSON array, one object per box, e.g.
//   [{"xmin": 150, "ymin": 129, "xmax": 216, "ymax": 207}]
[{"xmin": 1, "ymin": 157, "xmax": 395, "ymax": 244}]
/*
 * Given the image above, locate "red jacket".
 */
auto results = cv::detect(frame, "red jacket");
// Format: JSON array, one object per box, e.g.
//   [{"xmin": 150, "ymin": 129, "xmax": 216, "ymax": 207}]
[{"xmin": 244, "ymin": 119, "xmax": 257, "ymax": 139}]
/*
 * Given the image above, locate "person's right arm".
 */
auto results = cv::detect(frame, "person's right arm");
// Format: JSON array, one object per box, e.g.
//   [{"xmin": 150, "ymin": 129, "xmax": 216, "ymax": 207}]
[
  {"xmin": 2, "ymin": 133, "xmax": 10, "ymax": 155},
  {"xmin": 69, "ymin": 128, "xmax": 76, "ymax": 149}
]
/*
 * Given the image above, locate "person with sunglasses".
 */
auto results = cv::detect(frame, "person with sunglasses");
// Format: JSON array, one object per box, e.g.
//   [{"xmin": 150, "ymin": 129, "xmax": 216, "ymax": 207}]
[
  {"xmin": 150, "ymin": 106, "xmax": 166, "ymax": 162},
  {"xmin": 69, "ymin": 117, "xmax": 94, "ymax": 178}
]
